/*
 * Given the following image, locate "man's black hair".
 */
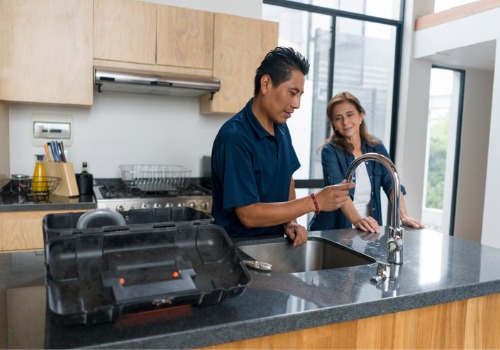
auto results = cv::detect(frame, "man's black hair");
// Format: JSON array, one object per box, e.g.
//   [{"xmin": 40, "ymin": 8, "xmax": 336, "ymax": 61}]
[{"xmin": 254, "ymin": 46, "xmax": 310, "ymax": 96}]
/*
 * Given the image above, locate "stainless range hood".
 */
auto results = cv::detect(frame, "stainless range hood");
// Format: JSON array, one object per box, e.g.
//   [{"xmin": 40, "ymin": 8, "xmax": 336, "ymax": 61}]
[{"xmin": 95, "ymin": 69, "xmax": 220, "ymax": 97}]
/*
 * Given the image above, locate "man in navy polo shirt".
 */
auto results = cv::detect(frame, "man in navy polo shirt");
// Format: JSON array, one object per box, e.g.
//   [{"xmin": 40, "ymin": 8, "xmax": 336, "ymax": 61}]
[{"xmin": 211, "ymin": 47, "xmax": 355, "ymax": 246}]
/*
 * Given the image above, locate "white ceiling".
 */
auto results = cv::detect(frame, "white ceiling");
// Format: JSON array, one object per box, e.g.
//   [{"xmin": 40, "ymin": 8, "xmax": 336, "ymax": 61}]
[{"xmin": 429, "ymin": 40, "xmax": 496, "ymax": 71}]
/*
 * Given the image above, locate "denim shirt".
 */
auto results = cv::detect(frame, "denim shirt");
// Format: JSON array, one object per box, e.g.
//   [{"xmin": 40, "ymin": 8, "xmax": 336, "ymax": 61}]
[{"xmin": 309, "ymin": 140, "xmax": 406, "ymax": 231}]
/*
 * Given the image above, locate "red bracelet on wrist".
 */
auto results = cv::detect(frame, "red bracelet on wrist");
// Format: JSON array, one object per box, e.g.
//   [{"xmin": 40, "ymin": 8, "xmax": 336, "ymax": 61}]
[{"xmin": 310, "ymin": 193, "xmax": 320, "ymax": 215}]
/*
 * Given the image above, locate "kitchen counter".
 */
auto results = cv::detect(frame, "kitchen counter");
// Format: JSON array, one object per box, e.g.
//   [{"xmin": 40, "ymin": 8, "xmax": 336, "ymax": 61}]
[
  {"xmin": 1, "ymin": 227, "xmax": 500, "ymax": 348},
  {"xmin": 0, "ymin": 192, "xmax": 96, "ymax": 212}
]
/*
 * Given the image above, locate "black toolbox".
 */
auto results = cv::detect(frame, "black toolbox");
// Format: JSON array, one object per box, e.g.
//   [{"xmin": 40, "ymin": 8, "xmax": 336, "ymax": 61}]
[
  {"xmin": 43, "ymin": 209, "xmax": 250, "ymax": 326},
  {"xmin": 43, "ymin": 207, "xmax": 214, "ymax": 241}
]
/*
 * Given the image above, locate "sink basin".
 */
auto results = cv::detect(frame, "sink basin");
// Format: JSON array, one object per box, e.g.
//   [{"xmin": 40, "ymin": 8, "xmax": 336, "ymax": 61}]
[{"xmin": 238, "ymin": 237, "xmax": 375, "ymax": 273}]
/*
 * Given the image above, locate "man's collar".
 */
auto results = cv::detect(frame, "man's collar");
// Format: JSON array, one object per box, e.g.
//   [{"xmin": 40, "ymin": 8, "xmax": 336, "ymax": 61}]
[{"xmin": 245, "ymin": 98, "xmax": 272, "ymax": 139}]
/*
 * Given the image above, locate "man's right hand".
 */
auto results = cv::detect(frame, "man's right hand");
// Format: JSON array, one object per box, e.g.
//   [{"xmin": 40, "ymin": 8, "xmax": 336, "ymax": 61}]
[{"xmin": 314, "ymin": 180, "xmax": 355, "ymax": 212}]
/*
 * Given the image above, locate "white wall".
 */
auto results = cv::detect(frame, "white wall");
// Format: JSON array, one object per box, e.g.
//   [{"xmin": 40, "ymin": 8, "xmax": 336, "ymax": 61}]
[
  {"xmin": 395, "ymin": 0, "xmax": 433, "ymax": 221},
  {"xmin": 482, "ymin": 43, "xmax": 500, "ymax": 249},
  {"xmin": 9, "ymin": 92, "xmax": 228, "ymax": 178},
  {"xmin": 401, "ymin": 1, "xmax": 499, "ymax": 247},
  {"xmin": 454, "ymin": 69, "xmax": 492, "ymax": 243},
  {"xmin": 8, "ymin": 0, "xmax": 262, "ymax": 179}
]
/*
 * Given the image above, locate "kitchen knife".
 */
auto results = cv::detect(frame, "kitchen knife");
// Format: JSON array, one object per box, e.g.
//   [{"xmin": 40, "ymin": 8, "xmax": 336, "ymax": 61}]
[
  {"xmin": 58, "ymin": 142, "xmax": 67, "ymax": 162},
  {"xmin": 44, "ymin": 143, "xmax": 52, "ymax": 161},
  {"xmin": 50, "ymin": 141, "xmax": 60, "ymax": 161}
]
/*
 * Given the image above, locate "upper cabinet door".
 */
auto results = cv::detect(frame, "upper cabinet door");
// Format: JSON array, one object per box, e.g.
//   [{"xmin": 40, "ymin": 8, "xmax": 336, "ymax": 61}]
[
  {"xmin": 201, "ymin": 14, "xmax": 278, "ymax": 115},
  {"xmin": 94, "ymin": 0, "xmax": 156, "ymax": 65},
  {"xmin": 157, "ymin": 6, "xmax": 214, "ymax": 70},
  {"xmin": 0, "ymin": 0, "xmax": 93, "ymax": 106}
]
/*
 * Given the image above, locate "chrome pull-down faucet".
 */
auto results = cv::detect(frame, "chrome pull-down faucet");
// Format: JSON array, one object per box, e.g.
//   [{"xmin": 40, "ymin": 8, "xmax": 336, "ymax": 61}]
[{"xmin": 346, "ymin": 152, "xmax": 404, "ymax": 265}]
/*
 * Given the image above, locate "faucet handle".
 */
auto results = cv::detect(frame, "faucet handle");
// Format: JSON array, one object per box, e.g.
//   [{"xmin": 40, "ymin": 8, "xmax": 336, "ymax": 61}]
[
  {"xmin": 387, "ymin": 230, "xmax": 403, "ymax": 264},
  {"xmin": 371, "ymin": 262, "xmax": 389, "ymax": 283},
  {"xmin": 386, "ymin": 236, "xmax": 402, "ymax": 253},
  {"xmin": 371, "ymin": 261, "xmax": 402, "ymax": 284},
  {"xmin": 371, "ymin": 275, "xmax": 384, "ymax": 284}
]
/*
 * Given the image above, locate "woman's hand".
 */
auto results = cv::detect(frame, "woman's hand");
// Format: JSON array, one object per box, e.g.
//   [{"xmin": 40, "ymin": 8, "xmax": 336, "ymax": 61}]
[
  {"xmin": 393, "ymin": 192, "xmax": 424, "ymax": 229},
  {"xmin": 401, "ymin": 216, "xmax": 424, "ymax": 228},
  {"xmin": 353, "ymin": 216, "xmax": 380, "ymax": 233},
  {"xmin": 284, "ymin": 221, "xmax": 308, "ymax": 246}
]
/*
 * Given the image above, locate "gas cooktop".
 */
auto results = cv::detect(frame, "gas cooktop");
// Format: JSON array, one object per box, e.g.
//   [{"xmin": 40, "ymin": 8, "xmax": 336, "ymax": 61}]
[
  {"xmin": 94, "ymin": 180, "xmax": 212, "ymax": 213},
  {"xmin": 98, "ymin": 182, "xmax": 210, "ymax": 199}
]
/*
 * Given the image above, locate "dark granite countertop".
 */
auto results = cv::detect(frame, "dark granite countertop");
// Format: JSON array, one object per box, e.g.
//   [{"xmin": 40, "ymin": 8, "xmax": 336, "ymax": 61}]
[
  {"xmin": 1, "ymin": 227, "xmax": 500, "ymax": 349},
  {"xmin": 0, "ymin": 187, "xmax": 97, "ymax": 212},
  {"xmin": 0, "ymin": 192, "xmax": 96, "ymax": 212},
  {"xmin": 0, "ymin": 177, "xmax": 97, "ymax": 212}
]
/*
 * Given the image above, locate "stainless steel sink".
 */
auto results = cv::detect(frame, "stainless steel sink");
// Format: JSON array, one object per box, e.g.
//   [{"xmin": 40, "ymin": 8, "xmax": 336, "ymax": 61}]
[{"xmin": 238, "ymin": 236, "xmax": 375, "ymax": 273}]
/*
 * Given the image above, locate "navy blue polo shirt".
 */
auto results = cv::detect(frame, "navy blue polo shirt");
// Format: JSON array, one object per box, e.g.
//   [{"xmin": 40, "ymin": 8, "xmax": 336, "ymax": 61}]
[{"xmin": 211, "ymin": 98, "xmax": 301, "ymax": 238}]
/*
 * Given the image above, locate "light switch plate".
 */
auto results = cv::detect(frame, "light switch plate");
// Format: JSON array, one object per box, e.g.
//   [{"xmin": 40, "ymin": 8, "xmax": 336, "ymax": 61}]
[{"xmin": 32, "ymin": 114, "xmax": 73, "ymax": 146}]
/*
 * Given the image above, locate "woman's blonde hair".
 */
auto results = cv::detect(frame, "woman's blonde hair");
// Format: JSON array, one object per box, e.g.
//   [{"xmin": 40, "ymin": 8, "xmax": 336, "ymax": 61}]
[{"xmin": 322, "ymin": 91, "xmax": 380, "ymax": 153}]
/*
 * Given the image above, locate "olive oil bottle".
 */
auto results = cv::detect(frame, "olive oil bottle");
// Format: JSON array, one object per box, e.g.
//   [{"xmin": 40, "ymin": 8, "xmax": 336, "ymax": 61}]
[{"xmin": 33, "ymin": 154, "xmax": 47, "ymax": 193}]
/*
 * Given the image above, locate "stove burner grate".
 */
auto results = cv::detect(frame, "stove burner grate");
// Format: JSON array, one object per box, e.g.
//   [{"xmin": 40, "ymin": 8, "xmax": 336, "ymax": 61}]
[{"xmin": 99, "ymin": 182, "xmax": 210, "ymax": 199}]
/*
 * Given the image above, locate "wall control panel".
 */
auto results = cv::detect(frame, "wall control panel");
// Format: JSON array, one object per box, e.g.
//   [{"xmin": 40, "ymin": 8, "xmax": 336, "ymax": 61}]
[{"xmin": 32, "ymin": 114, "xmax": 73, "ymax": 146}]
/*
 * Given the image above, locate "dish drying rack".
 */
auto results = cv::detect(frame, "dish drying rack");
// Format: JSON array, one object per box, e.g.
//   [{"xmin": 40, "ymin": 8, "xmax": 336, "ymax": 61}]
[{"xmin": 119, "ymin": 164, "xmax": 192, "ymax": 192}]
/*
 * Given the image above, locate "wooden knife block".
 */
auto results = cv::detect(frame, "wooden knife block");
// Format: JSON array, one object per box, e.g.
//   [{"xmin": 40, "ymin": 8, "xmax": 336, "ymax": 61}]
[{"xmin": 44, "ymin": 161, "xmax": 79, "ymax": 197}]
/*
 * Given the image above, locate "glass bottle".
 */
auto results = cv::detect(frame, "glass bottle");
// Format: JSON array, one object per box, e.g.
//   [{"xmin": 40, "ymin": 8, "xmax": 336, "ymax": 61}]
[{"xmin": 33, "ymin": 154, "xmax": 46, "ymax": 193}]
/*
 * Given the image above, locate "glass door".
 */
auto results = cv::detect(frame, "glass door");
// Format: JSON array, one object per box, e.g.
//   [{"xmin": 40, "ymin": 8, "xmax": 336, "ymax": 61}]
[{"xmin": 422, "ymin": 67, "xmax": 464, "ymax": 235}]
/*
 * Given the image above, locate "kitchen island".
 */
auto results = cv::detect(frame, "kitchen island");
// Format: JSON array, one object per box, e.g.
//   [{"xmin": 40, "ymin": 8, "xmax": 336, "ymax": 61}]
[{"xmin": 1, "ymin": 227, "xmax": 500, "ymax": 349}]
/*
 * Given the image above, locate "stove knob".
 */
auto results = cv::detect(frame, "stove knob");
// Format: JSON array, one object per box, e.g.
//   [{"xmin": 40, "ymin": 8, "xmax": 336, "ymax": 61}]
[
  {"xmin": 177, "ymin": 203, "xmax": 184, "ymax": 208},
  {"xmin": 153, "ymin": 203, "xmax": 162, "ymax": 209},
  {"xmin": 188, "ymin": 202, "xmax": 196, "ymax": 209},
  {"xmin": 200, "ymin": 202, "xmax": 209, "ymax": 211},
  {"xmin": 165, "ymin": 203, "xmax": 173, "ymax": 208},
  {"xmin": 116, "ymin": 205, "xmax": 125, "ymax": 212},
  {"xmin": 141, "ymin": 203, "xmax": 150, "ymax": 209}
]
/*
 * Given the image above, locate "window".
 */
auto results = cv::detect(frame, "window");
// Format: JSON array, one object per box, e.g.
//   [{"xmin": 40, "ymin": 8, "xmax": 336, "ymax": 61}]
[
  {"xmin": 280, "ymin": 0, "xmax": 402, "ymax": 20},
  {"xmin": 263, "ymin": 0, "xmax": 404, "ymax": 227}
]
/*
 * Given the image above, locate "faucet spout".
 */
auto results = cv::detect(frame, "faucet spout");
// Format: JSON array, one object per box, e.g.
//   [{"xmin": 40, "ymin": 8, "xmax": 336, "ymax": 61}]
[{"xmin": 346, "ymin": 152, "xmax": 404, "ymax": 264}]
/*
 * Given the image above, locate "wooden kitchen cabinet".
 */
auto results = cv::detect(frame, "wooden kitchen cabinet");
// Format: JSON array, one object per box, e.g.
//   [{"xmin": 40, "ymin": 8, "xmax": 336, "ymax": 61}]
[
  {"xmin": 94, "ymin": 0, "xmax": 156, "ymax": 65},
  {"xmin": 94, "ymin": 0, "xmax": 214, "ymax": 75},
  {"xmin": 203, "ymin": 293, "xmax": 500, "ymax": 349},
  {"xmin": 200, "ymin": 13, "xmax": 279, "ymax": 116},
  {"xmin": 0, "ymin": 210, "xmax": 86, "ymax": 252},
  {"xmin": 157, "ymin": 6, "xmax": 214, "ymax": 70},
  {"xmin": 94, "ymin": 0, "xmax": 278, "ymax": 115},
  {"xmin": 0, "ymin": 0, "xmax": 93, "ymax": 106}
]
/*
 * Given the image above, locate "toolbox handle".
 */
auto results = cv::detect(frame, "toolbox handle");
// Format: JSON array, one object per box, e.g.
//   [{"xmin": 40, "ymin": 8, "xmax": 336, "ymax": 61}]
[{"xmin": 102, "ymin": 268, "xmax": 199, "ymax": 304}]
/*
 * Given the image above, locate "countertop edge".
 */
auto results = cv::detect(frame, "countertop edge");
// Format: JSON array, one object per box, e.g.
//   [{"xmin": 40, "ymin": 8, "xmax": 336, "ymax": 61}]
[
  {"xmin": 90, "ymin": 280, "xmax": 500, "ymax": 349},
  {"xmin": 0, "ymin": 203, "xmax": 96, "ymax": 212}
]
